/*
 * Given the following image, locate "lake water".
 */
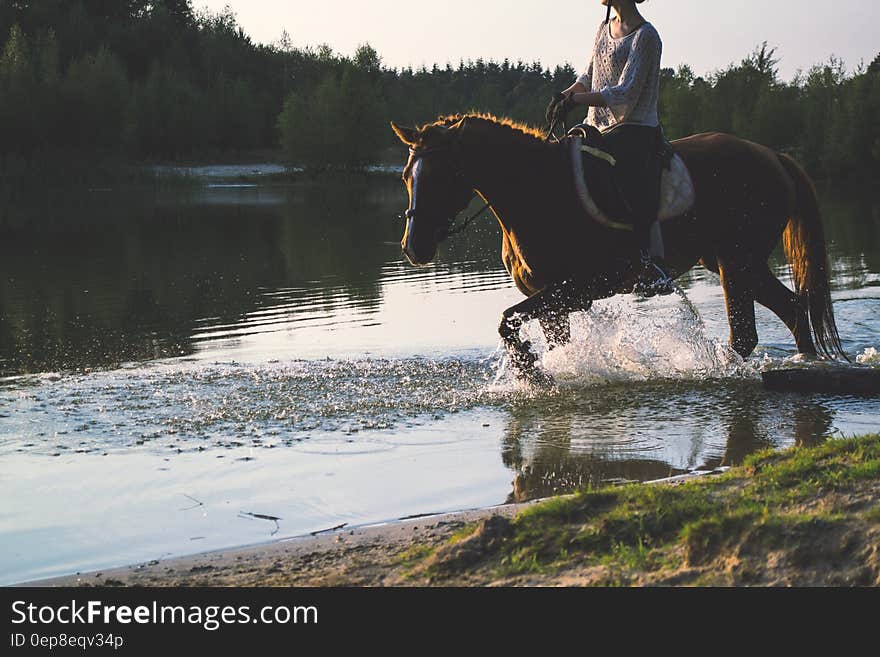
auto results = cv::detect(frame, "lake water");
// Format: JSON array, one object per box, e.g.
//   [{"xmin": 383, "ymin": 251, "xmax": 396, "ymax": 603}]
[{"xmin": 1, "ymin": 172, "xmax": 878, "ymax": 584}]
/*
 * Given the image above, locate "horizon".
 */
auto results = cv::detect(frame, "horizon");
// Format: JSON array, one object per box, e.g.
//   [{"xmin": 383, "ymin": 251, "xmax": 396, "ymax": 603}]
[{"xmin": 196, "ymin": 0, "xmax": 879, "ymax": 81}]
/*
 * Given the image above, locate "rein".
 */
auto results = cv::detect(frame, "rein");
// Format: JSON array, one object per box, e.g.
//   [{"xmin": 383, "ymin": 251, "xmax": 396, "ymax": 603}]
[
  {"xmin": 446, "ymin": 198, "xmax": 493, "ymax": 237},
  {"xmin": 544, "ymin": 113, "xmax": 568, "ymax": 144}
]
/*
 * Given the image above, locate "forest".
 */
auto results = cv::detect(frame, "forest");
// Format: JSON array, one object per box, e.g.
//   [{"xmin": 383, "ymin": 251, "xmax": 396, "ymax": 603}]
[{"xmin": 1, "ymin": 0, "xmax": 878, "ymax": 178}]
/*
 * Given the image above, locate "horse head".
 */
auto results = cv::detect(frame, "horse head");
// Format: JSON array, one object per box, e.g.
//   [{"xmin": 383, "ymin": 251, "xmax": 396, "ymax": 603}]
[{"xmin": 391, "ymin": 119, "xmax": 475, "ymax": 265}]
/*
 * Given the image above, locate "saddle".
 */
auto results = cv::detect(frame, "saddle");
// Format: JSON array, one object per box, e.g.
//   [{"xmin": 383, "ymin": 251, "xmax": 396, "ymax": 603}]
[{"xmin": 568, "ymin": 125, "xmax": 695, "ymax": 231}]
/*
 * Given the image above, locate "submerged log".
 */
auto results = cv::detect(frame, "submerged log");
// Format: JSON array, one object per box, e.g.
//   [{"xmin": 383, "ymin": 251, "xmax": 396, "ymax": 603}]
[{"xmin": 761, "ymin": 366, "xmax": 880, "ymax": 394}]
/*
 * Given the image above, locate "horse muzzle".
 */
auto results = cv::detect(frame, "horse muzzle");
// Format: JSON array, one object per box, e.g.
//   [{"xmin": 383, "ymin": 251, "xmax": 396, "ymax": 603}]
[
  {"xmin": 401, "ymin": 208, "xmax": 443, "ymax": 265},
  {"xmin": 401, "ymin": 238, "xmax": 438, "ymax": 266}
]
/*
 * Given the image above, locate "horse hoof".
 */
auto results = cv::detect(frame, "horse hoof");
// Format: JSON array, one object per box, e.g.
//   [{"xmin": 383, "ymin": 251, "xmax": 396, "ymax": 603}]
[
  {"xmin": 504, "ymin": 340, "xmax": 554, "ymax": 386},
  {"xmin": 509, "ymin": 353, "xmax": 554, "ymax": 386},
  {"xmin": 520, "ymin": 367, "xmax": 555, "ymax": 387}
]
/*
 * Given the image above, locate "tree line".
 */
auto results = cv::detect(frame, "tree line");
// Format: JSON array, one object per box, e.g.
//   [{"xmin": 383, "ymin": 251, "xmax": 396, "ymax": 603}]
[{"xmin": 1, "ymin": 1, "xmax": 878, "ymax": 178}]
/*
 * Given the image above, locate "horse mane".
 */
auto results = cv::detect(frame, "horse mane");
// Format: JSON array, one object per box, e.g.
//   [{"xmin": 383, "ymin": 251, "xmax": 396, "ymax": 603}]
[{"xmin": 418, "ymin": 112, "xmax": 548, "ymax": 149}]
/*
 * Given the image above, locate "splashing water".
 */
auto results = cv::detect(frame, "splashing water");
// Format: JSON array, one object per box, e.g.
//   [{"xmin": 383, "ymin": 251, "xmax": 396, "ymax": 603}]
[
  {"xmin": 498, "ymin": 290, "xmax": 755, "ymax": 389},
  {"xmin": 0, "ymin": 358, "xmax": 498, "ymax": 456},
  {"xmin": 856, "ymin": 347, "xmax": 880, "ymax": 365}
]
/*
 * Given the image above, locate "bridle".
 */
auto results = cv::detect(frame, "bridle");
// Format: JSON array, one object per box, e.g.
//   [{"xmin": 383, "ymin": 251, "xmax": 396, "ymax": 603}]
[{"xmin": 400, "ymin": 146, "xmax": 493, "ymax": 240}]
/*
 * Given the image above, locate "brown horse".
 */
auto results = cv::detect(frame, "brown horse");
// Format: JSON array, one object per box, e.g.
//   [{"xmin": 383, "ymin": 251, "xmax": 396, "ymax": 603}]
[{"xmin": 391, "ymin": 113, "xmax": 844, "ymax": 379}]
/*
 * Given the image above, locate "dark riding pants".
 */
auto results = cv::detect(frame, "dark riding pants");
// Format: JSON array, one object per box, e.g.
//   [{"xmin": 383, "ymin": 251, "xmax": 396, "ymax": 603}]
[{"xmin": 601, "ymin": 124, "xmax": 664, "ymax": 247}]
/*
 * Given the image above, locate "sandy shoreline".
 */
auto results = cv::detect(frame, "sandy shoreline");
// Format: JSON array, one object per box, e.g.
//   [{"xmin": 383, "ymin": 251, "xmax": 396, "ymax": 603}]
[{"xmin": 22, "ymin": 503, "xmax": 532, "ymax": 587}]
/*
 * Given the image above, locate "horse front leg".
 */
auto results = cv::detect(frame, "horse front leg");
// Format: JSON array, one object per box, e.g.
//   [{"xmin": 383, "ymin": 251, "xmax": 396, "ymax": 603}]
[
  {"xmin": 498, "ymin": 280, "xmax": 593, "ymax": 382},
  {"xmin": 540, "ymin": 313, "xmax": 570, "ymax": 350},
  {"xmin": 498, "ymin": 307, "xmax": 541, "ymax": 379}
]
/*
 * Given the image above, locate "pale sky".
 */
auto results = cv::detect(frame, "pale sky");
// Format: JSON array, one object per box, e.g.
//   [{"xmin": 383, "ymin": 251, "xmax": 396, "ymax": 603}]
[{"xmin": 197, "ymin": 1, "xmax": 879, "ymax": 80}]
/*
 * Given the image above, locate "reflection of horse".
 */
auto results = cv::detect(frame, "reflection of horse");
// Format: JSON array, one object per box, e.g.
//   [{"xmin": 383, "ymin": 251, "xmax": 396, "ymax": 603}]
[
  {"xmin": 392, "ymin": 114, "xmax": 844, "ymax": 379},
  {"xmin": 499, "ymin": 384, "xmax": 835, "ymax": 503}
]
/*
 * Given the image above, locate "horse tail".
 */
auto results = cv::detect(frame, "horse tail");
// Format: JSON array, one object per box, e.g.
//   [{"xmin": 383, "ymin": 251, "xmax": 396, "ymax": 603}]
[{"xmin": 777, "ymin": 152, "xmax": 846, "ymax": 359}]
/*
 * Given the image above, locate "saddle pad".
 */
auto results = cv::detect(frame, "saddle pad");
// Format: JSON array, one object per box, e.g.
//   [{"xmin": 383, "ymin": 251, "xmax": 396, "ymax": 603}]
[{"xmin": 570, "ymin": 137, "xmax": 696, "ymax": 231}]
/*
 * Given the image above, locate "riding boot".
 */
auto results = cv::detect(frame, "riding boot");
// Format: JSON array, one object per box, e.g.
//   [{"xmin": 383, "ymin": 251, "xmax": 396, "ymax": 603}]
[{"xmin": 633, "ymin": 222, "xmax": 675, "ymax": 297}]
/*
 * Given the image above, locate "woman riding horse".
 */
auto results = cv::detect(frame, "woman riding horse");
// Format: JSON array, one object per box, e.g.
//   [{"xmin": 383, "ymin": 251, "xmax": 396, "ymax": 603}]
[
  {"xmin": 552, "ymin": 0, "xmax": 673, "ymax": 297},
  {"xmin": 391, "ymin": 2, "xmax": 845, "ymax": 382}
]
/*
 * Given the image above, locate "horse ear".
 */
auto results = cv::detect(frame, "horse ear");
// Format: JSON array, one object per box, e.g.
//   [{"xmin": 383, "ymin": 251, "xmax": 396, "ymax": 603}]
[
  {"xmin": 448, "ymin": 116, "xmax": 471, "ymax": 142},
  {"xmin": 450, "ymin": 117, "xmax": 469, "ymax": 131},
  {"xmin": 390, "ymin": 122, "xmax": 420, "ymax": 147}
]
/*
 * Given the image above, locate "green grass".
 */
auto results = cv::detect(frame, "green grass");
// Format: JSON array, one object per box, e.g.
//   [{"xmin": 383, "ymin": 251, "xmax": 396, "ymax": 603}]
[
  {"xmin": 447, "ymin": 523, "xmax": 479, "ymax": 545},
  {"xmin": 421, "ymin": 434, "xmax": 880, "ymax": 582},
  {"xmin": 397, "ymin": 544, "xmax": 436, "ymax": 577},
  {"xmin": 863, "ymin": 506, "xmax": 880, "ymax": 523}
]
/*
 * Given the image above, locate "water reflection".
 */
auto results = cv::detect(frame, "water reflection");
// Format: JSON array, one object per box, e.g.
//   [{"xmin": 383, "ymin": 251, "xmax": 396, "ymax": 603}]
[
  {"xmin": 0, "ymin": 176, "xmax": 514, "ymax": 376},
  {"xmin": 1, "ymin": 179, "xmax": 396, "ymax": 375},
  {"xmin": 498, "ymin": 380, "xmax": 841, "ymax": 503}
]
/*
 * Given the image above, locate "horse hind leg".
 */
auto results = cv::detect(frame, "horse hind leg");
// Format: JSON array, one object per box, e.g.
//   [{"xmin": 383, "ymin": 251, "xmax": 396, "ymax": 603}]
[
  {"xmin": 753, "ymin": 265, "xmax": 817, "ymax": 355},
  {"xmin": 718, "ymin": 259, "xmax": 759, "ymax": 358}
]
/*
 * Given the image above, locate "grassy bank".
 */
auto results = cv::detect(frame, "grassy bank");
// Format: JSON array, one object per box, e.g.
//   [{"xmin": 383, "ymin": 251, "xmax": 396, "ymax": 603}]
[{"xmin": 412, "ymin": 434, "xmax": 880, "ymax": 586}]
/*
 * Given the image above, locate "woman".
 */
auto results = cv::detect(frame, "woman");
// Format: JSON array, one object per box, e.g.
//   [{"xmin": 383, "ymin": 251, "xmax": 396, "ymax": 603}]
[{"xmin": 559, "ymin": 0, "xmax": 674, "ymax": 296}]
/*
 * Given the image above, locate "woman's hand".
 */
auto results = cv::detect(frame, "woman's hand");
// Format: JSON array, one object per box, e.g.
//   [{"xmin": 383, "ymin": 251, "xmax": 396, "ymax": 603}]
[
  {"xmin": 546, "ymin": 94, "xmax": 578, "ymax": 127},
  {"xmin": 547, "ymin": 82, "xmax": 585, "ymax": 123},
  {"xmin": 562, "ymin": 82, "xmax": 586, "ymax": 98}
]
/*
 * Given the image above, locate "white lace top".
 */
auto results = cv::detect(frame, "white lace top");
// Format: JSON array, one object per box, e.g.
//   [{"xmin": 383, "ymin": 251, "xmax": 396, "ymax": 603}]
[{"xmin": 576, "ymin": 20, "xmax": 662, "ymax": 133}]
